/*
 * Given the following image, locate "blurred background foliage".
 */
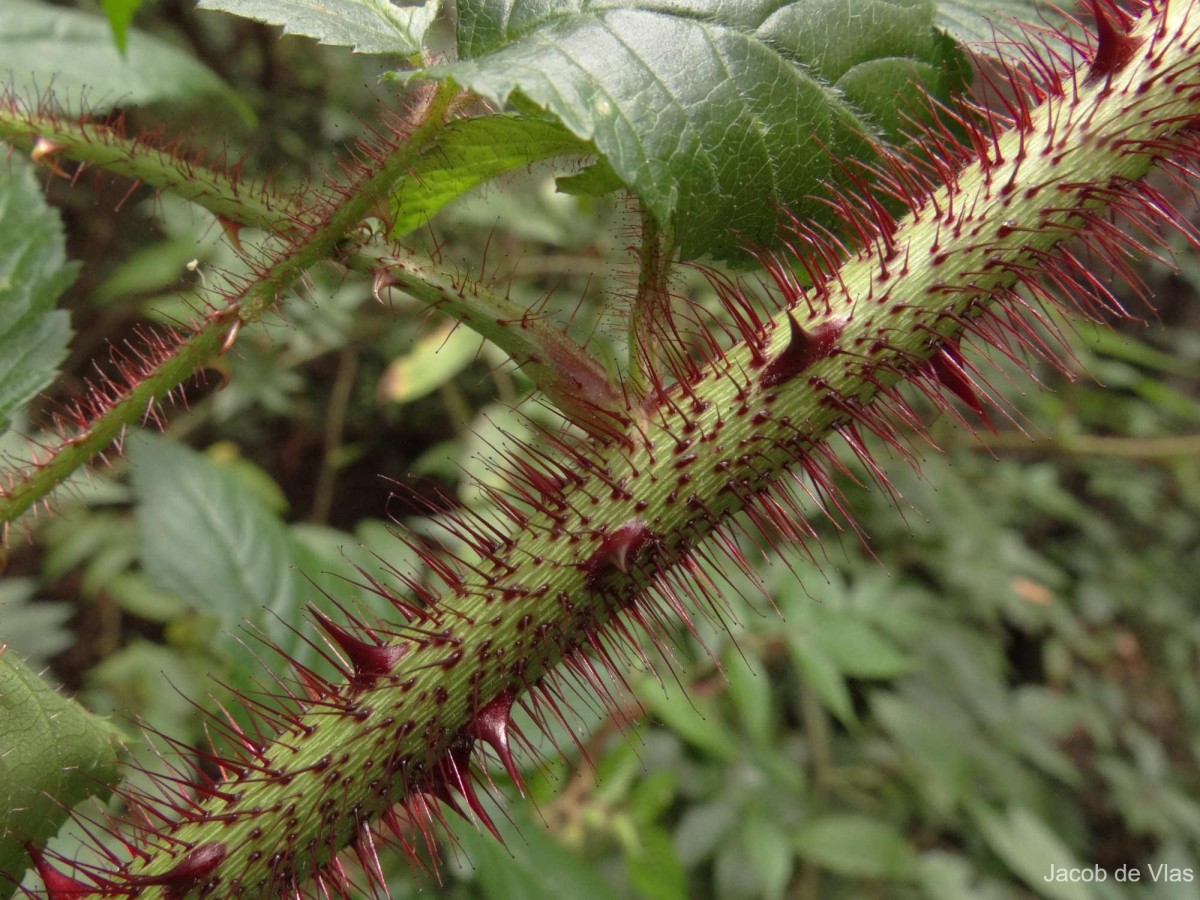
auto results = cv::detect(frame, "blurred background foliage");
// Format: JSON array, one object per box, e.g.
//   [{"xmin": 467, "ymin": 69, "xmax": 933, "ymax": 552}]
[{"xmin": 3, "ymin": 1, "xmax": 1200, "ymax": 898}]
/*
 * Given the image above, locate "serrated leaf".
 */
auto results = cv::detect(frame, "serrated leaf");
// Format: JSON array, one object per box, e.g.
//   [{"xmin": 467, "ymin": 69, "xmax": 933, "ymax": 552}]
[
  {"xmin": 198, "ymin": 0, "xmax": 439, "ymax": 56},
  {"xmin": 0, "ymin": 648, "xmax": 123, "ymax": 891},
  {"xmin": 129, "ymin": 434, "xmax": 300, "ymax": 641},
  {"xmin": 2, "ymin": 0, "xmax": 250, "ymax": 118},
  {"xmin": 389, "ymin": 115, "xmax": 588, "ymax": 238},
  {"xmin": 405, "ymin": 0, "xmax": 964, "ymax": 258},
  {"xmin": 0, "ymin": 155, "xmax": 75, "ymax": 437}
]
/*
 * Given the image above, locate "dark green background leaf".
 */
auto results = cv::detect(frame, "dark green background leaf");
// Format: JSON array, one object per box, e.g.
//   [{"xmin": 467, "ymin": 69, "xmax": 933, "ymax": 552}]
[
  {"xmin": 0, "ymin": 155, "xmax": 76, "ymax": 437},
  {"xmin": 2, "ymin": 0, "xmax": 250, "ymax": 117},
  {"xmin": 129, "ymin": 434, "xmax": 303, "ymax": 647}
]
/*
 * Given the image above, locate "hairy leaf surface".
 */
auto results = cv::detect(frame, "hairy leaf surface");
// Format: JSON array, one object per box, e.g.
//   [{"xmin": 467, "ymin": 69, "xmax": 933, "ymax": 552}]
[{"xmin": 0, "ymin": 649, "xmax": 123, "ymax": 897}]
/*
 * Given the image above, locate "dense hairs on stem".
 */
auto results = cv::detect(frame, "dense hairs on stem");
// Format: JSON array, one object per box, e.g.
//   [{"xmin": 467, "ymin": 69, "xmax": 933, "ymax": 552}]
[{"xmin": 22, "ymin": 2, "xmax": 1200, "ymax": 896}]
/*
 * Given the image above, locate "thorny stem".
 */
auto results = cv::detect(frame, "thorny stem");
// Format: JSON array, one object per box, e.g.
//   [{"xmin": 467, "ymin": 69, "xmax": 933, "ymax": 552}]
[
  {"xmin": 101, "ymin": 5, "xmax": 1200, "ymax": 895},
  {"xmin": 0, "ymin": 95, "xmax": 304, "ymax": 234},
  {"xmin": 0, "ymin": 321, "xmax": 230, "ymax": 526},
  {"xmin": 0, "ymin": 86, "xmax": 624, "ymax": 517},
  {"xmin": 367, "ymin": 248, "xmax": 624, "ymax": 437},
  {"xmin": 0, "ymin": 83, "xmax": 459, "ymax": 528}
]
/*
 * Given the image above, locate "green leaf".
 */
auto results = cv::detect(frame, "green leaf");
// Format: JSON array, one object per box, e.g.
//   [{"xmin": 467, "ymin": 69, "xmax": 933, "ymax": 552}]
[
  {"xmin": 406, "ymin": 0, "xmax": 964, "ymax": 258},
  {"xmin": 451, "ymin": 801, "xmax": 621, "ymax": 900},
  {"xmin": 786, "ymin": 634, "xmax": 856, "ymax": 725},
  {"xmin": 794, "ymin": 814, "xmax": 917, "ymax": 880},
  {"xmin": 813, "ymin": 616, "xmax": 916, "ymax": 679},
  {"xmin": 934, "ymin": 0, "xmax": 1048, "ymax": 47},
  {"xmin": 739, "ymin": 814, "xmax": 795, "ymax": 900},
  {"xmin": 128, "ymin": 434, "xmax": 301, "ymax": 643},
  {"xmin": 100, "ymin": 0, "xmax": 146, "ymax": 54},
  {"xmin": 627, "ymin": 826, "xmax": 688, "ymax": 900},
  {"xmin": 378, "ymin": 320, "xmax": 484, "ymax": 404},
  {"xmin": 972, "ymin": 806, "xmax": 1096, "ymax": 900},
  {"xmin": 389, "ymin": 115, "xmax": 589, "ymax": 238},
  {"xmin": 0, "ymin": 155, "xmax": 75, "ymax": 437},
  {"xmin": 0, "ymin": 648, "xmax": 123, "ymax": 892},
  {"xmin": 3, "ymin": 0, "xmax": 251, "ymax": 118},
  {"xmin": 723, "ymin": 645, "xmax": 773, "ymax": 746},
  {"xmin": 0, "ymin": 580, "xmax": 72, "ymax": 671},
  {"xmin": 639, "ymin": 671, "xmax": 739, "ymax": 762},
  {"xmin": 198, "ymin": 0, "xmax": 439, "ymax": 56}
]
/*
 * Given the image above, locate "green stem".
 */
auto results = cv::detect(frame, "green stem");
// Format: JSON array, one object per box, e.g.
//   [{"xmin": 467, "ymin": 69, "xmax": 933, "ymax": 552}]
[
  {"xmin": 0, "ymin": 83, "xmax": 460, "ymax": 527},
  {"xmin": 107, "ymin": 7, "xmax": 1200, "ymax": 895},
  {"xmin": 0, "ymin": 96, "xmax": 304, "ymax": 233},
  {"xmin": 1, "ymin": 90, "xmax": 626, "ymax": 448},
  {"xmin": 369, "ymin": 247, "xmax": 625, "ymax": 437}
]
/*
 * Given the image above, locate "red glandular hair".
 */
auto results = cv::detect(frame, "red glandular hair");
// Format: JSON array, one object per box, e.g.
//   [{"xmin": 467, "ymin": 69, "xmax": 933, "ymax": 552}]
[{"xmin": 24, "ymin": 1, "xmax": 1200, "ymax": 897}]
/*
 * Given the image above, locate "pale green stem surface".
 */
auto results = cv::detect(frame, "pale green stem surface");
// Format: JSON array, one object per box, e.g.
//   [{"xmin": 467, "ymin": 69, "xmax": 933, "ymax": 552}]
[{"xmin": 113, "ymin": 6, "xmax": 1200, "ymax": 895}]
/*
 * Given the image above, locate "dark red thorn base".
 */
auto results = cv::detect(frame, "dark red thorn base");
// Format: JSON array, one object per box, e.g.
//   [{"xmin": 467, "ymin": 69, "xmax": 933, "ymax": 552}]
[
  {"xmin": 927, "ymin": 344, "xmax": 996, "ymax": 430},
  {"xmin": 122, "ymin": 842, "xmax": 226, "ymax": 899},
  {"xmin": 759, "ymin": 314, "xmax": 844, "ymax": 389},
  {"xmin": 1087, "ymin": 0, "xmax": 1143, "ymax": 81},
  {"xmin": 24, "ymin": 844, "xmax": 120, "ymax": 899},
  {"xmin": 583, "ymin": 518, "xmax": 656, "ymax": 587},
  {"xmin": 309, "ymin": 607, "xmax": 407, "ymax": 686}
]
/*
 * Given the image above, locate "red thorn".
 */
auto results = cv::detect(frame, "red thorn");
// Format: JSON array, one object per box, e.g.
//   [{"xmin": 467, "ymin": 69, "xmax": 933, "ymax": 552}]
[
  {"xmin": 26, "ymin": 844, "xmax": 112, "ymax": 899},
  {"xmin": 928, "ymin": 345, "xmax": 995, "ymax": 431},
  {"xmin": 309, "ymin": 607, "xmax": 406, "ymax": 685},
  {"xmin": 760, "ymin": 314, "xmax": 844, "ymax": 389},
  {"xmin": 438, "ymin": 739, "xmax": 504, "ymax": 842},
  {"xmin": 215, "ymin": 215, "xmax": 244, "ymax": 251},
  {"xmin": 1087, "ymin": 0, "xmax": 1142, "ymax": 82},
  {"xmin": 123, "ymin": 842, "xmax": 226, "ymax": 898},
  {"xmin": 465, "ymin": 689, "xmax": 524, "ymax": 793},
  {"xmin": 583, "ymin": 518, "xmax": 656, "ymax": 587}
]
